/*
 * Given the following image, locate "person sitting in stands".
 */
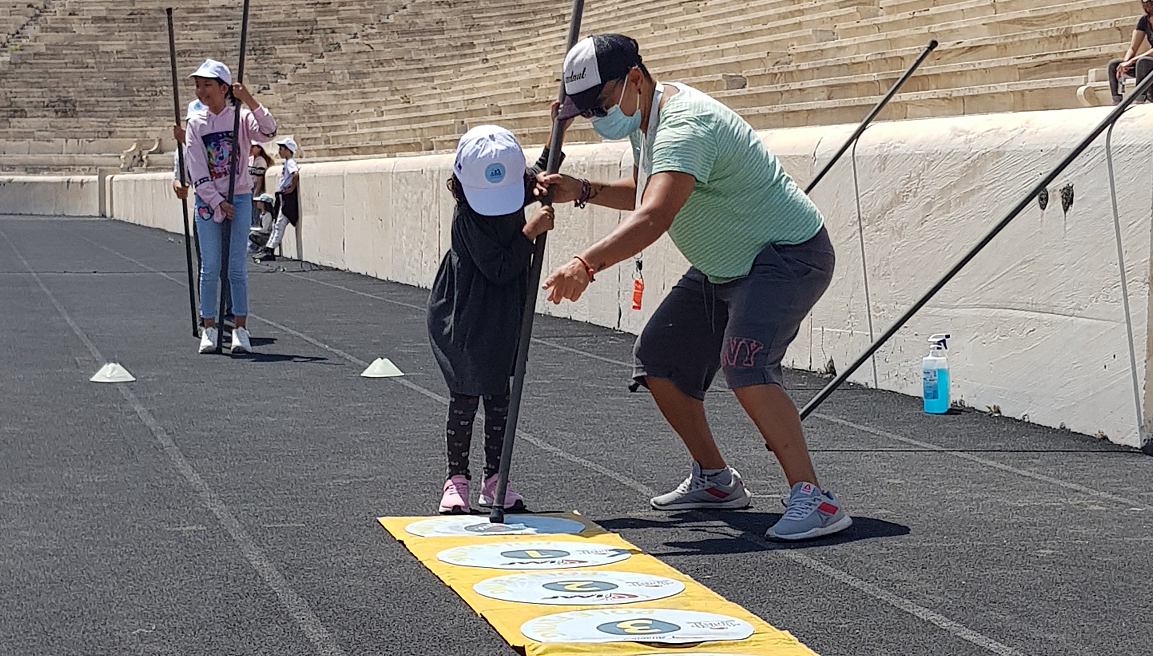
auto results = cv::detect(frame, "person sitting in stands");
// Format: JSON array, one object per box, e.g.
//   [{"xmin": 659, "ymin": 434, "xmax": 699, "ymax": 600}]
[{"xmin": 1108, "ymin": 0, "xmax": 1153, "ymax": 104}]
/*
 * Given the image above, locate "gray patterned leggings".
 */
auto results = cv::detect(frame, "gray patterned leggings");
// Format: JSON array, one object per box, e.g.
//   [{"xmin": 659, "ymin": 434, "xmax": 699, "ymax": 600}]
[{"xmin": 445, "ymin": 391, "xmax": 510, "ymax": 480}]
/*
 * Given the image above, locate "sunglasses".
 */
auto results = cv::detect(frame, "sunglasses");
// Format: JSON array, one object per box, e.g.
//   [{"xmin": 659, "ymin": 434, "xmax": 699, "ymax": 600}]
[{"xmin": 578, "ymin": 78, "xmax": 628, "ymax": 118}]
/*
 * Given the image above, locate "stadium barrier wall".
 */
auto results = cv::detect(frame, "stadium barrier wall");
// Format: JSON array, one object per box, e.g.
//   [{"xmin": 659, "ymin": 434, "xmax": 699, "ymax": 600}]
[
  {"xmin": 0, "ymin": 175, "xmax": 101, "ymax": 216},
  {"xmin": 104, "ymin": 107, "xmax": 1153, "ymax": 449}
]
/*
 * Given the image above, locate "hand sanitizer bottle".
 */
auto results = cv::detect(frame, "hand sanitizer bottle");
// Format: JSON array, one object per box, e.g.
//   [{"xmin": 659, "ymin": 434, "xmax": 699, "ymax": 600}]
[{"xmin": 922, "ymin": 334, "xmax": 950, "ymax": 414}]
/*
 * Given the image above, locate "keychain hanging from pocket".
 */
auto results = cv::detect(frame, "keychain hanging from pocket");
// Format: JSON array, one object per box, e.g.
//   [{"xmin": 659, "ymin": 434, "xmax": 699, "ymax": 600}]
[{"xmin": 631, "ymin": 256, "xmax": 644, "ymax": 310}]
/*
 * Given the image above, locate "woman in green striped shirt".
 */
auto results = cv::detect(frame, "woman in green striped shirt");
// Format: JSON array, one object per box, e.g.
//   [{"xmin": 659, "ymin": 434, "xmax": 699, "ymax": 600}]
[{"xmin": 540, "ymin": 34, "xmax": 851, "ymax": 541}]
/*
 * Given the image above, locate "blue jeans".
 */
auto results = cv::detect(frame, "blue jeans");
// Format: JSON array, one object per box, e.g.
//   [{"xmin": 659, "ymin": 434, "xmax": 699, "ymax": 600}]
[{"xmin": 195, "ymin": 193, "xmax": 251, "ymax": 319}]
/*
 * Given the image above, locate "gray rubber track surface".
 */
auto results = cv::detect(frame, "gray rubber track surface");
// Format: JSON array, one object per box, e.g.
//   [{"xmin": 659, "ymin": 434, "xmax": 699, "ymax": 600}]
[{"xmin": 2, "ymin": 215, "xmax": 1150, "ymax": 656}]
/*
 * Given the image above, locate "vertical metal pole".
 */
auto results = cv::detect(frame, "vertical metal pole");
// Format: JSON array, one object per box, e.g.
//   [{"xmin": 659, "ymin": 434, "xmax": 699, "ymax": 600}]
[
  {"xmin": 217, "ymin": 0, "xmax": 250, "ymax": 353},
  {"xmin": 167, "ymin": 8, "xmax": 199, "ymax": 338},
  {"xmin": 490, "ymin": 0, "xmax": 585, "ymax": 523},
  {"xmin": 850, "ymin": 137, "xmax": 879, "ymax": 388},
  {"xmin": 1104, "ymin": 121, "xmax": 1144, "ymax": 443}
]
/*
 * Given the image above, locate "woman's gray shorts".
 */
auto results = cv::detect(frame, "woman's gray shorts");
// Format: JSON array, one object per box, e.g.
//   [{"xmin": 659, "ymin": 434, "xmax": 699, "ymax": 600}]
[{"xmin": 633, "ymin": 226, "xmax": 835, "ymax": 400}]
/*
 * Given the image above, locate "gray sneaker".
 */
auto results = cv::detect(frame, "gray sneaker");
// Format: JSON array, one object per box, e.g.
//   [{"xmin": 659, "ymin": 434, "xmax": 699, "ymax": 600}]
[
  {"xmin": 766, "ymin": 481, "xmax": 852, "ymax": 541},
  {"xmin": 650, "ymin": 462, "xmax": 751, "ymax": 511}
]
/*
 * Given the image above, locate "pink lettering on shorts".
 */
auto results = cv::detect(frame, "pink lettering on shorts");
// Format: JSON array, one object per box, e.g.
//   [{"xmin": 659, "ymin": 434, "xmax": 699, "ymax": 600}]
[{"xmin": 721, "ymin": 337, "xmax": 765, "ymax": 368}]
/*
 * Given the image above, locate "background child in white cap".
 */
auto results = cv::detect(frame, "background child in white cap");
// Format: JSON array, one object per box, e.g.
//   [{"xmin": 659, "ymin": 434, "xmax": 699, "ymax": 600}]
[
  {"xmin": 185, "ymin": 58, "xmax": 276, "ymax": 354},
  {"xmin": 257, "ymin": 137, "xmax": 299, "ymax": 261},
  {"xmin": 427, "ymin": 124, "xmax": 559, "ymax": 514}
]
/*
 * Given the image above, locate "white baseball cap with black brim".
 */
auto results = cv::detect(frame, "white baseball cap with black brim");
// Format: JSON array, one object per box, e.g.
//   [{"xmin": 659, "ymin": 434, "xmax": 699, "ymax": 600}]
[
  {"xmin": 557, "ymin": 34, "xmax": 643, "ymax": 120},
  {"xmin": 453, "ymin": 125, "xmax": 526, "ymax": 217},
  {"xmin": 189, "ymin": 58, "xmax": 232, "ymax": 85}
]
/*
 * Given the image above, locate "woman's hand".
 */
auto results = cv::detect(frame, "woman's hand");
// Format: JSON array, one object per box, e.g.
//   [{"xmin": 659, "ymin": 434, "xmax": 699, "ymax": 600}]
[
  {"xmin": 542, "ymin": 257, "xmax": 593, "ymax": 304},
  {"xmin": 172, "ymin": 123, "xmax": 186, "ymax": 145},
  {"xmin": 534, "ymin": 172, "xmax": 581, "ymax": 204},
  {"xmin": 232, "ymin": 83, "xmax": 257, "ymax": 108},
  {"xmin": 523, "ymin": 205, "xmax": 555, "ymax": 240},
  {"xmin": 172, "ymin": 180, "xmax": 188, "ymax": 200}
]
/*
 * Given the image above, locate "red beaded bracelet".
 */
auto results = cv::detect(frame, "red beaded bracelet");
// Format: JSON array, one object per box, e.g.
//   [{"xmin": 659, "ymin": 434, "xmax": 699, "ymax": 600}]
[{"xmin": 573, "ymin": 255, "xmax": 596, "ymax": 282}]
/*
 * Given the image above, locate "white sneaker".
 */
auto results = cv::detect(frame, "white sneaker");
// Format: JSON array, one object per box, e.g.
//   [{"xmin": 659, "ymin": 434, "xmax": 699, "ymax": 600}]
[
  {"xmin": 650, "ymin": 462, "xmax": 752, "ymax": 511},
  {"xmin": 198, "ymin": 326, "xmax": 218, "ymax": 354},
  {"xmin": 765, "ymin": 482, "xmax": 852, "ymax": 541},
  {"xmin": 231, "ymin": 326, "xmax": 252, "ymax": 353}
]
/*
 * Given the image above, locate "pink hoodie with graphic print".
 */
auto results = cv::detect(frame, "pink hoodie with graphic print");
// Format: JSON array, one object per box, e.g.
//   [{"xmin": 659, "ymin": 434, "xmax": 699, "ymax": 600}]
[{"xmin": 185, "ymin": 103, "xmax": 277, "ymax": 214}]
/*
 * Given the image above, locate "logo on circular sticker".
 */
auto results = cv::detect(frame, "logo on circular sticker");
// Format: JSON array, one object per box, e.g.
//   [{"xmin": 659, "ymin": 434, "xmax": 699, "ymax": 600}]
[
  {"xmin": 473, "ymin": 571, "xmax": 684, "ymax": 605},
  {"xmin": 485, "ymin": 163, "xmax": 505, "ymax": 183},
  {"xmin": 597, "ymin": 619, "xmax": 681, "ymax": 635},
  {"xmin": 404, "ymin": 515, "xmax": 584, "ymax": 538},
  {"xmin": 520, "ymin": 609, "xmax": 753, "ymax": 644},
  {"xmin": 438, "ymin": 541, "xmax": 632, "ymax": 570}
]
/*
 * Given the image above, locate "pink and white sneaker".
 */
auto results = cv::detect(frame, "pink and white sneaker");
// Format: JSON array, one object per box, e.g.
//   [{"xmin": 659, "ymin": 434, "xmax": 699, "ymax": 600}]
[
  {"xmin": 478, "ymin": 474, "xmax": 526, "ymax": 511},
  {"xmin": 438, "ymin": 475, "xmax": 470, "ymax": 515}
]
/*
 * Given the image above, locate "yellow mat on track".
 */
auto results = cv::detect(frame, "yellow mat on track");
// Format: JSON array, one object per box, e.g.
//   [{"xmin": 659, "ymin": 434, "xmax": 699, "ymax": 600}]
[{"xmin": 379, "ymin": 512, "xmax": 819, "ymax": 656}]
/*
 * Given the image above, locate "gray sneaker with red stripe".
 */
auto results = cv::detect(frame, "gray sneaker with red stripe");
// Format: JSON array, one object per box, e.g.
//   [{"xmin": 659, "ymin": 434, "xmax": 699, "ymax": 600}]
[
  {"xmin": 766, "ymin": 481, "xmax": 852, "ymax": 541},
  {"xmin": 650, "ymin": 462, "xmax": 751, "ymax": 511}
]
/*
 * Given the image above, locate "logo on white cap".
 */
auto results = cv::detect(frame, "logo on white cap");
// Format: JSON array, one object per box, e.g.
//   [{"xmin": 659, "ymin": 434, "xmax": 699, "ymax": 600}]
[{"xmin": 563, "ymin": 37, "xmax": 602, "ymax": 97}]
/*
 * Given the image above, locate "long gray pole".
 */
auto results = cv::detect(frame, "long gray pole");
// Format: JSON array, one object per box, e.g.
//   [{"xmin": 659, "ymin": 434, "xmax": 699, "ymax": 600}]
[
  {"xmin": 217, "ymin": 0, "xmax": 250, "ymax": 352},
  {"xmin": 490, "ymin": 0, "xmax": 585, "ymax": 523},
  {"xmin": 800, "ymin": 70, "xmax": 1153, "ymax": 420},
  {"xmin": 167, "ymin": 8, "xmax": 199, "ymax": 338}
]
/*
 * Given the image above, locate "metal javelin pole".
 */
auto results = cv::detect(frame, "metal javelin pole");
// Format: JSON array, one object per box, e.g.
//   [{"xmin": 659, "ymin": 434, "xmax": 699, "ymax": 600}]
[{"xmin": 490, "ymin": 0, "xmax": 586, "ymax": 523}]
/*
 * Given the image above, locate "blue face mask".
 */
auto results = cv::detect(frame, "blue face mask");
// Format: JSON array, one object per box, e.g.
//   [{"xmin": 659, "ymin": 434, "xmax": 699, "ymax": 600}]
[{"xmin": 590, "ymin": 78, "xmax": 641, "ymax": 140}]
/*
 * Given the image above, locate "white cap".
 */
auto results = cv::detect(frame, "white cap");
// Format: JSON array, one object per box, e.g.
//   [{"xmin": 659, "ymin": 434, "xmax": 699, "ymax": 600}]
[
  {"xmin": 453, "ymin": 125, "xmax": 525, "ymax": 216},
  {"xmin": 276, "ymin": 136, "xmax": 298, "ymax": 154},
  {"xmin": 185, "ymin": 99, "xmax": 206, "ymax": 118},
  {"xmin": 190, "ymin": 58, "xmax": 232, "ymax": 85}
]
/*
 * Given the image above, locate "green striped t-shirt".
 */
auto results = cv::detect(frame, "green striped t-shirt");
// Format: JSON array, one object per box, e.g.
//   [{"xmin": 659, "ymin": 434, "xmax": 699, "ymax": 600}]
[{"xmin": 630, "ymin": 83, "xmax": 823, "ymax": 283}]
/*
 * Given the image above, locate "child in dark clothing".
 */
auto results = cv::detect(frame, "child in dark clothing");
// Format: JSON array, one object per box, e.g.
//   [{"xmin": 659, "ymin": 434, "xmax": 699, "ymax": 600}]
[{"xmin": 427, "ymin": 124, "xmax": 557, "ymax": 514}]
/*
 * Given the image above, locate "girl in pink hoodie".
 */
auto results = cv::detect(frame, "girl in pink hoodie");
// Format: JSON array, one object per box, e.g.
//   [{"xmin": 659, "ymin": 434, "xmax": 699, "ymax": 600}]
[{"xmin": 184, "ymin": 58, "xmax": 277, "ymax": 354}]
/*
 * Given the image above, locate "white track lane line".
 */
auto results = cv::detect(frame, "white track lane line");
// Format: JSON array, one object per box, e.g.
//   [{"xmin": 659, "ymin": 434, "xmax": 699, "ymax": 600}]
[
  {"xmin": 78, "ymin": 228, "xmax": 1028, "ymax": 656},
  {"xmin": 10, "ymin": 228, "xmax": 348, "ymax": 656}
]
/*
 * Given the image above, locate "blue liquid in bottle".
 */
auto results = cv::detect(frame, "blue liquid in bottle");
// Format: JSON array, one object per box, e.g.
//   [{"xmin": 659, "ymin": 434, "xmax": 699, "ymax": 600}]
[{"xmin": 923, "ymin": 367, "xmax": 949, "ymax": 413}]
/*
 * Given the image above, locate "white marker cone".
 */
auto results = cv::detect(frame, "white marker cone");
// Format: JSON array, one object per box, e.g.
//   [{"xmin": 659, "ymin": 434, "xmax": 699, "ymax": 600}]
[
  {"xmin": 361, "ymin": 357, "xmax": 404, "ymax": 378},
  {"xmin": 90, "ymin": 363, "xmax": 136, "ymax": 383}
]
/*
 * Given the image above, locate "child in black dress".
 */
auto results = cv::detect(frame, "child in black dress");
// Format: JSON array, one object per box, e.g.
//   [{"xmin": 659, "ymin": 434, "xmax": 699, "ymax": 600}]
[{"xmin": 427, "ymin": 124, "xmax": 558, "ymax": 514}]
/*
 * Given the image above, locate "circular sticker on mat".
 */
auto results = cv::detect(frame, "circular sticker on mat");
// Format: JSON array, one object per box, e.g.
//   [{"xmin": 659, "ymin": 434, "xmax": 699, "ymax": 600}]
[
  {"xmin": 473, "ymin": 571, "xmax": 684, "ymax": 605},
  {"xmin": 438, "ymin": 541, "xmax": 632, "ymax": 570},
  {"xmin": 521, "ymin": 608, "xmax": 753, "ymax": 644},
  {"xmin": 404, "ymin": 515, "xmax": 585, "ymax": 538}
]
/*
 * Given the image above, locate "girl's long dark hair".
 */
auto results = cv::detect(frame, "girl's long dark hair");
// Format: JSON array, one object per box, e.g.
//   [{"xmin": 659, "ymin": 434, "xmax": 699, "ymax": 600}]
[
  {"xmin": 446, "ymin": 173, "xmax": 466, "ymax": 203},
  {"xmin": 252, "ymin": 144, "xmax": 274, "ymax": 167}
]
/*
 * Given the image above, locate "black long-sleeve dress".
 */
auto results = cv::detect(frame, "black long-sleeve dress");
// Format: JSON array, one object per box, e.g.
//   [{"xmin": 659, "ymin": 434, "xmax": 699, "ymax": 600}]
[{"xmin": 427, "ymin": 149, "xmax": 556, "ymax": 397}]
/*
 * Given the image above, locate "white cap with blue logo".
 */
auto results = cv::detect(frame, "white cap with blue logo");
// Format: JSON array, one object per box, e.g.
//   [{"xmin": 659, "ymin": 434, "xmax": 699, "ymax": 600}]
[{"xmin": 453, "ymin": 125, "xmax": 525, "ymax": 216}]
